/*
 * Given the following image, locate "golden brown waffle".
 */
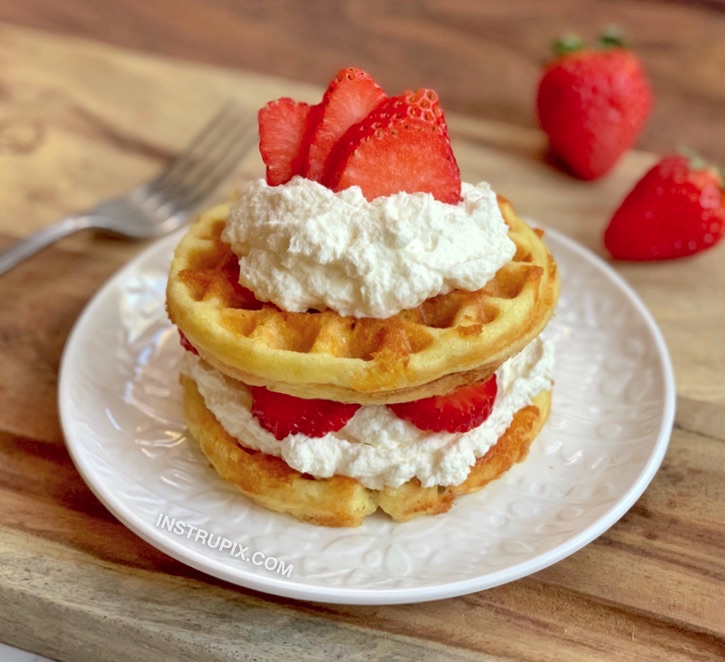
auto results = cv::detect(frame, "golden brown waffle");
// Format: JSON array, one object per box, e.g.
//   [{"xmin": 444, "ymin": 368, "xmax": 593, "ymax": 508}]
[
  {"xmin": 181, "ymin": 374, "xmax": 551, "ymax": 527},
  {"xmin": 167, "ymin": 198, "xmax": 559, "ymax": 404}
]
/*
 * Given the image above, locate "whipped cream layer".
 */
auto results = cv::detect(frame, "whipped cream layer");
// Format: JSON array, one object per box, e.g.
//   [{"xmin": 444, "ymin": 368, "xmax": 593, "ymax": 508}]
[
  {"xmin": 182, "ymin": 337, "xmax": 553, "ymax": 490},
  {"xmin": 222, "ymin": 177, "xmax": 516, "ymax": 319}
]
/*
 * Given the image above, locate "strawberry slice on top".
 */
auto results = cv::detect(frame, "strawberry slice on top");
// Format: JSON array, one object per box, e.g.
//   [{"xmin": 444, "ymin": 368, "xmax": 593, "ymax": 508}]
[
  {"xmin": 388, "ymin": 375, "xmax": 498, "ymax": 433},
  {"xmin": 302, "ymin": 67, "xmax": 387, "ymax": 182},
  {"xmin": 258, "ymin": 97, "xmax": 312, "ymax": 186},
  {"xmin": 322, "ymin": 89, "xmax": 461, "ymax": 204},
  {"xmin": 257, "ymin": 69, "xmax": 461, "ymax": 204}
]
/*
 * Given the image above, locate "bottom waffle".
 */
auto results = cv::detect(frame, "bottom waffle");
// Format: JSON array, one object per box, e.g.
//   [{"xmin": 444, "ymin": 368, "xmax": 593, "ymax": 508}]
[{"xmin": 181, "ymin": 375, "xmax": 551, "ymax": 527}]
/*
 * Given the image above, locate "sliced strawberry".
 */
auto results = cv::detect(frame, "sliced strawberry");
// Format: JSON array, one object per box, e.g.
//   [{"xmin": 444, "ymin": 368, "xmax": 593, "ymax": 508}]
[
  {"xmin": 177, "ymin": 328, "xmax": 199, "ymax": 355},
  {"xmin": 302, "ymin": 67, "xmax": 386, "ymax": 182},
  {"xmin": 220, "ymin": 253, "xmax": 265, "ymax": 308},
  {"xmin": 250, "ymin": 387, "xmax": 360, "ymax": 440},
  {"xmin": 322, "ymin": 89, "xmax": 461, "ymax": 204},
  {"xmin": 388, "ymin": 375, "xmax": 498, "ymax": 433},
  {"xmin": 258, "ymin": 97, "xmax": 312, "ymax": 185}
]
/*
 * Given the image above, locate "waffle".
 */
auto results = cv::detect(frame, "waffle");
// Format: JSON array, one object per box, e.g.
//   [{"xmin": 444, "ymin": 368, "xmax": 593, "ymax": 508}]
[
  {"xmin": 167, "ymin": 198, "xmax": 559, "ymax": 405},
  {"xmin": 181, "ymin": 374, "xmax": 551, "ymax": 527}
]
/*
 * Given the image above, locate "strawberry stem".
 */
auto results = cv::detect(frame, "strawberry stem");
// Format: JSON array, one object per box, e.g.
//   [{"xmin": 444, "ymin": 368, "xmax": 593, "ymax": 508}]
[
  {"xmin": 676, "ymin": 146, "xmax": 724, "ymax": 182},
  {"xmin": 553, "ymin": 34, "xmax": 584, "ymax": 56},
  {"xmin": 599, "ymin": 27, "xmax": 626, "ymax": 48},
  {"xmin": 677, "ymin": 146, "xmax": 713, "ymax": 171}
]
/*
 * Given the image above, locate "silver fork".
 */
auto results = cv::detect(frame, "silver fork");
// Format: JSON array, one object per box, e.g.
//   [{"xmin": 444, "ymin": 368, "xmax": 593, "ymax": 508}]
[{"xmin": 0, "ymin": 102, "xmax": 257, "ymax": 276}]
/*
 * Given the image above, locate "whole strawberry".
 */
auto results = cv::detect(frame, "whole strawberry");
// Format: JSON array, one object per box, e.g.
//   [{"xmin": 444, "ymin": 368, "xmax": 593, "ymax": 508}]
[
  {"xmin": 536, "ymin": 32, "xmax": 653, "ymax": 180},
  {"xmin": 604, "ymin": 154, "xmax": 724, "ymax": 260}
]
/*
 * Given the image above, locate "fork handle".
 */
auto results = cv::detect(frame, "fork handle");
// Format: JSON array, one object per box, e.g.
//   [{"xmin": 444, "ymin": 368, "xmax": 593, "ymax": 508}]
[{"xmin": 0, "ymin": 215, "xmax": 94, "ymax": 276}]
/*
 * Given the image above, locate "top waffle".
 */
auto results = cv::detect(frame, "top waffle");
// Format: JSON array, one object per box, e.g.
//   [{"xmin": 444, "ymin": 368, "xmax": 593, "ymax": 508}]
[{"xmin": 166, "ymin": 197, "xmax": 559, "ymax": 404}]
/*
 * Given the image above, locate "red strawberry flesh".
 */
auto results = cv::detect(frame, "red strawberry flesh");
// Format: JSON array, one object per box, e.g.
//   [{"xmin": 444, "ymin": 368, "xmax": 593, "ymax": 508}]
[
  {"xmin": 537, "ymin": 47, "xmax": 653, "ymax": 180},
  {"xmin": 388, "ymin": 375, "xmax": 498, "ymax": 433},
  {"xmin": 604, "ymin": 155, "xmax": 724, "ymax": 260},
  {"xmin": 250, "ymin": 387, "xmax": 361, "ymax": 440},
  {"xmin": 302, "ymin": 67, "xmax": 386, "ymax": 182},
  {"xmin": 258, "ymin": 97, "xmax": 312, "ymax": 186},
  {"xmin": 323, "ymin": 89, "xmax": 461, "ymax": 203},
  {"xmin": 220, "ymin": 253, "xmax": 265, "ymax": 308},
  {"xmin": 177, "ymin": 328, "xmax": 199, "ymax": 355}
]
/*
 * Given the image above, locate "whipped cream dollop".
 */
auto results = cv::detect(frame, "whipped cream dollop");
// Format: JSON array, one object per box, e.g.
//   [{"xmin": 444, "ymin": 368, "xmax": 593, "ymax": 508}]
[
  {"xmin": 222, "ymin": 177, "xmax": 515, "ymax": 319},
  {"xmin": 182, "ymin": 337, "xmax": 554, "ymax": 490}
]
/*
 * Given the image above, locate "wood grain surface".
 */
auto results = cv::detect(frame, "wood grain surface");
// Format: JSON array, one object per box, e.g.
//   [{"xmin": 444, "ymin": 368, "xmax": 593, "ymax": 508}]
[
  {"xmin": 0, "ymin": 6, "xmax": 724, "ymax": 662},
  {"xmin": 0, "ymin": 0, "xmax": 723, "ymax": 164}
]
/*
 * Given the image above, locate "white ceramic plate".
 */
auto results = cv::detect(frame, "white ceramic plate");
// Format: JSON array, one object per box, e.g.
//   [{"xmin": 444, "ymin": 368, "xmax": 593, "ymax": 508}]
[{"xmin": 59, "ymin": 225, "xmax": 675, "ymax": 605}]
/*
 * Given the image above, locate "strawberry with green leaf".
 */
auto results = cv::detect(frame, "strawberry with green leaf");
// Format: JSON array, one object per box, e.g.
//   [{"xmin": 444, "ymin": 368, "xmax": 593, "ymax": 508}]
[
  {"xmin": 536, "ymin": 31, "xmax": 653, "ymax": 180},
  {"xmin": 604, "ymin": 154, "xmax": 724, "ymax": 260}
]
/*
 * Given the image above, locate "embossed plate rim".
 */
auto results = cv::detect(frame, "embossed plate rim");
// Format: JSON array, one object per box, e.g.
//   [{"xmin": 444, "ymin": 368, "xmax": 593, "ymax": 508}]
[{"xmin": 59, "ymin": 224, "xmax": 675, "ymax": 605}]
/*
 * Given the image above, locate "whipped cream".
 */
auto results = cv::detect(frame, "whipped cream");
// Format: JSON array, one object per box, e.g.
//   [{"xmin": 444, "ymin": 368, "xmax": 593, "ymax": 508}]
[
  {"xmin": 182, "ymin": 337, "xmax": 553, "ymax": 490},
  {"xmin": 222, "ymin": 177, "xmax": 515, "ymax": 319}
]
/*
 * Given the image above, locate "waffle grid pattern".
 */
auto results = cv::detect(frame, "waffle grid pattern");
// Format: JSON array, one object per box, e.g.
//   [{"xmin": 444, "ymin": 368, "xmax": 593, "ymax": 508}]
[{"xmin": 166, "ymin": 200, "xmax": 559, "ymax": 404}]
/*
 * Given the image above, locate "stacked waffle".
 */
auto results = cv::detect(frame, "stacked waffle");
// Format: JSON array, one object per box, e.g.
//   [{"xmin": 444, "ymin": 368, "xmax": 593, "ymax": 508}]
[{"xmin": 166, "ymin": 68, "xmax": 559, "ymax": 526}]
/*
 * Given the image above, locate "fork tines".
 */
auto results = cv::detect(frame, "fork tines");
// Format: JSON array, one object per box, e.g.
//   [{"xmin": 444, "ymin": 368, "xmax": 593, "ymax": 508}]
[{"xmin": 145, "ymin": 102, "xmax": 258, "ymax": 214}]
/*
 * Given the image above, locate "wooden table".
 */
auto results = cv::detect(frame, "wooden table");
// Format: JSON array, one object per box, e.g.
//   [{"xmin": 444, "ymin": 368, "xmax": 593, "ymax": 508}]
[{"xmin": 1, "ymin": 3, "xmax": 724, "ymax": 660}]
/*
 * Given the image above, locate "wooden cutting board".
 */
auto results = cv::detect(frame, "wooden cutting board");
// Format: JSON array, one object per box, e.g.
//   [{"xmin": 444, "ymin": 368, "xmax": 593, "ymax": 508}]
[{"xmin": 0, "ymin": 23, "xmax": 724, "ymax": 662}]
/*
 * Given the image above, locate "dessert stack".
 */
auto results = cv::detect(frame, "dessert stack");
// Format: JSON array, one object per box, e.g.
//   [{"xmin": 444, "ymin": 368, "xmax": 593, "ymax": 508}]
[{"xmin": 166, "ymin": 67, "xmax": 559, "ymax": 526}]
